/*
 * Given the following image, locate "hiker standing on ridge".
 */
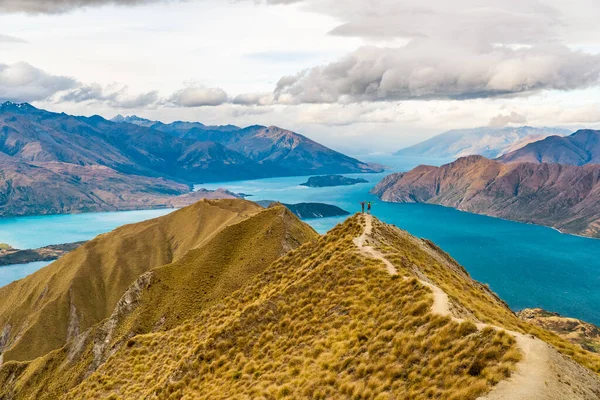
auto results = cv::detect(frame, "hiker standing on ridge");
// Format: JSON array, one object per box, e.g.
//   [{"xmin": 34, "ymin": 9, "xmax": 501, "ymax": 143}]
[
  {"xmin": 367, "ymin": 202, "xmax": 373, "ymax": 215},
  {"xmin": 360, "ymin": 201, "xmax": 365, "ymax": 214}
]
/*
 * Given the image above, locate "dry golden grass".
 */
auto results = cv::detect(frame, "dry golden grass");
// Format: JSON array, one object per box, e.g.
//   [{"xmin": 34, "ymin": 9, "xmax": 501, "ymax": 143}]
[
  {"xmin": 65, "ymin": 215, "xmax": 520, "ymax": 400},
  {"xmin": 371, "ymin": 218, "xmax": 600, "ymax": 374},
  {"xmin": 0, "ymin": 202, "xmax": 316, "ymax": 400},
  {"xmin": 0, "ymin": 199, "xmax": 264, "ymax": 363}
]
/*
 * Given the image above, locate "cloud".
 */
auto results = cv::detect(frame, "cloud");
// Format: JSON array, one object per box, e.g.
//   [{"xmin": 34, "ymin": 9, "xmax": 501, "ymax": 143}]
[
  {"xmin": 61, "ymin": 83, "xmax": 159, "ymax": 108},
  {"xmin": 228, "ymin": 1, "xmax": 600, "ymax": 106},
  {"xmin": 0, "ymin": 62, "xmax": 77, "ymax": 102},
  {"xmin": 0, "ymin": 0, "xmax": 169, "ymax": 14},
  {"xmin": 257, "ymin": 43, "xmax": 600, "ymax": 104},
  {"xmin": 169, "ymin": 86, "xmax": 228, "ymax": 107},
  {"xmin": 265, "ymin": 0, "xmax": 599, "ymax": 45},
  {"xmin": 0, "ymin": 34, "xmax": 28, "ymax": 43},
  {"xmin": 488, "ymin": 111, "xmax": 527, "ymax": 127},
  {"xmin": 232, "ymin": 92, "xmax": 274, "ymax": 106}
]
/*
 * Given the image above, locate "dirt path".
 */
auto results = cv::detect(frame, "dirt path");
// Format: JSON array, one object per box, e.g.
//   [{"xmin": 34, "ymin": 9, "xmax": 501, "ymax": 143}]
[
  {"xmin": 354, "ymin": 214, "xmax": 600, "ymax": 400},
  {"xmin": 353, "ymin": 215, "xmax": 397, "ymax": 275}
]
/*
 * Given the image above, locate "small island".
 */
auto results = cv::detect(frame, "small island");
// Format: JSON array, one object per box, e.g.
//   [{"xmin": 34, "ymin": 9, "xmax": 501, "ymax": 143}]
[
  {"xmin": 300, "ymin": 175, "xmax": 369, "ymax": 188},
  {"xmin": 257, "ymin": 201, "xmax": 350, "ymax": 219}
]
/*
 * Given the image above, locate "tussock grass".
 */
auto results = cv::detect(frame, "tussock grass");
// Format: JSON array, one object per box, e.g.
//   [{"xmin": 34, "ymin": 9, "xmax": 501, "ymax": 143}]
[
  {"xmin": 371, "ymin": 218, "xmax": 600, "ymax": 374},
  {"xmin": 65, "ymin": 215, "xmax": 519, "ymax": 399},
  {"xmin": 0, "ymin": 199, "xmax": 266, "ymax": 363},
  {"xmin": 0, "ymin": 202, "xmax": 317, "ymax": 400}
]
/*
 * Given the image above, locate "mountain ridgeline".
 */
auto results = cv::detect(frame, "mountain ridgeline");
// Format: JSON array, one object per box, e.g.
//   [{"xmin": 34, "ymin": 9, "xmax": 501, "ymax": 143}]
[
  {"xmin": 1, "ymin": 199, "xmax": 600, "ymax": 399},
  {"xmin": 498, "ymin": 129, "xmax": 600, "ymax": 166},
  {"xmin": 0, "ymin": 102, "xmax": 380, "ymax": 217},
  {"xmin": 372, "ymin": 155, "xmax": 600, "ymax": 238},
  {"xmin": 395, "ymin": 126, "xmax": 571, "ymax": 159}
]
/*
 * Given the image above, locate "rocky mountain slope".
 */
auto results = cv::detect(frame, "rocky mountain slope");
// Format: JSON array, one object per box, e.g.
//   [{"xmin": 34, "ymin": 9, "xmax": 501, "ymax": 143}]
[
  {"xmin": 371, "ymin": 156, "xmax": 600, "ymax": 237},
  {"xmin": 395, "ymin": 126, "xmax": 570, "ymax": 159},
  {"xmin": 1, "ymin": 200, "xmax": 599, "ymax": 399},
  {"xmin": 498, "ymin": 129, "xmax": 600, "ymax": 165}
]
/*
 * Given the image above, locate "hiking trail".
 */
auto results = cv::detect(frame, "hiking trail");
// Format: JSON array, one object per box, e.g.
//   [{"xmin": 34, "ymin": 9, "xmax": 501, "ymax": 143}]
[{"xmin": 354, "ymin": 214, "xmax": 600, "ymax": 400}]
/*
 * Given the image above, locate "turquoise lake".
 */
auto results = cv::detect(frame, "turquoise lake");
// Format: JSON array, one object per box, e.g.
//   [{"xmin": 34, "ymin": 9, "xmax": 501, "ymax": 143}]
[{"xmin": 1, "ymin": 154, "xmax": 600, "ymax": 327}]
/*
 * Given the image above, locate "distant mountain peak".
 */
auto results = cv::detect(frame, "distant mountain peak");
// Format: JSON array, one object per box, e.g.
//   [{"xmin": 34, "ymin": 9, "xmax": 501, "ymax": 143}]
[
  {"xmin": 0, "ymin": 101, "xmax": 38, "ymax": 113},
  {"xmin": 111, "ymin": 114, "xmax": 153, "ymax": 124},
  {"xmin": 395, "ymin": 126, "xmax": 572, "ymax": 159}
]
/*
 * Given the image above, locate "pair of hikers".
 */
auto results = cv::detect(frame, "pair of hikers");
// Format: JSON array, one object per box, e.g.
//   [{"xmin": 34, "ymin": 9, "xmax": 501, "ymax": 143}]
[{"xmin": 359, "ymin": 201, "xmax": 373, "ymax": 215}]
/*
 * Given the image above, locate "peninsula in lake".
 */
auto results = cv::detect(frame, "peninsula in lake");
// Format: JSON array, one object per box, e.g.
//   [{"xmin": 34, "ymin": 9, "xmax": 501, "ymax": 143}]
[
  {"xmin": 300, "ymin": 174, "xmax": 369, "ymax": 187},
  {"xmin": 256, "ymin": 201, "xmax": 350, "ymax": 219}
]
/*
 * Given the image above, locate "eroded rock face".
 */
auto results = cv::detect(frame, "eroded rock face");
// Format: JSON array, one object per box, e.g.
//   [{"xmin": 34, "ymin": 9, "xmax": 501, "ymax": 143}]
[
  {"xmin": 89, "ymin": 271, "xmax": 154, "ymax": 374},
  {"xmin": 371, "ymin": 155, "xmax": 600, "ymax": 238},
  {"xmin": 518, "ymin": 308, "xmax": 600, "ymax": 353}
]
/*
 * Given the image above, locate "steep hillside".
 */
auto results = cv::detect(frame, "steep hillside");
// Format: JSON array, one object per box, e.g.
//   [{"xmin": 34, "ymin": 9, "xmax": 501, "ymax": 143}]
[
  {"xmin": 0, "ymin": 155, "xmax": 240, "ymax": 217},
  {"xmin": 499, "ymin": 129, "xmax": 600, "ymax": 165},
  {"xmin": 0, "ymin": 201, "xmax": 317, "ymax": 399},
  {"xmin": 372, "ymin": 156, "xmax": 600, "ymax": 237},
  {"xmin": 2, "ymin": 212, "xmax": 600, "ymax": 399},
  {"xmin": 0, "ymin": 199, "xmax": 265, "ymax": 363},
  {"xmin": 395, "ymin": 126, "xmax": 570, "ymax": 159}
]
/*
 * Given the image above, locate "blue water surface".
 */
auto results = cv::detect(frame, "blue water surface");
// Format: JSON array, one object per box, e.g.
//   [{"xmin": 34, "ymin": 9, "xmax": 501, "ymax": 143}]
[{"xmin": 0, "ymin": 209, "xmax": 173, "ymax": 287}]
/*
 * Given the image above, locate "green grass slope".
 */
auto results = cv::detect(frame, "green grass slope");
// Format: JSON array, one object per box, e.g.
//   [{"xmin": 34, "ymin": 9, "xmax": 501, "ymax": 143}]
[{"xmin": 0, "ymin": 199, "xmax": 264, "ymax": 363}]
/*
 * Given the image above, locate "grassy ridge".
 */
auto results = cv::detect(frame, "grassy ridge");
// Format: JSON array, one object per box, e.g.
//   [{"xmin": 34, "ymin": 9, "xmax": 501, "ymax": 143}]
[
  {"xmin": 0, "ymin": 203, "xmax": 317, "ymax": 400},
  {"xmin": 373, "ymin": 218, "xmax": 600, "ymax": 373},
  {"xmin": 65, "ymin": 216, "xmax": 520, "ymax": 399},
  {"xmin": 0, "ymin": 199, "xmax": 264, "ymax": 363}
]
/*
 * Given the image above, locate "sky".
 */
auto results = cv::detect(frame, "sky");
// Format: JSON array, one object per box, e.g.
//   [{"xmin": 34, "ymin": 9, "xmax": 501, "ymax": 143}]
[{"xmin": 1, "ymin": 0, "xmax": 600, "ymax": 153}]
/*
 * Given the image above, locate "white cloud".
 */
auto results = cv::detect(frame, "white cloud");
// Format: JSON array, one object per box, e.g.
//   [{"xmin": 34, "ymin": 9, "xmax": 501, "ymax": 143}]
[
  {"xmin": 168, "ymin": 86, "xmax": 228, "ymax": 107},
  {"xmin": 235, "ymin": 43, "xmax": 600, "ymax": 104},
  {"xmin": 489, "ymin": 111, "xmax": 527, "ymax": 127},
  {"xmin": 0, "ymin": 0, "xmax": 169, "ymax": 14},
  {"xmin": 0, "ymin": 61, "xmax": 76, "ymax": 102},
  {"xmin": 61, "ymin": 83, "xmax": 159, "ymax": 108},
  {"xmin": 0, "ymin": 34, "xmax": 27, "ymax": 43}
]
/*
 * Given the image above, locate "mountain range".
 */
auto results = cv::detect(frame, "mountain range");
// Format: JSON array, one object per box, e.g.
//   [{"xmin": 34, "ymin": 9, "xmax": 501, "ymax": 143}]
[
  {"xmin": 498, "ymin": 129, "xmax": 600, "ymax": 166},
  {"xmin": 395, "ymin": 126, "xmax": 571, "ymax": 159},
  {"xmin": 372, "ymin": 155, "xmax": 600, "ymax": 237},
  {"xmin": 0, "ymin": 102, "xmax": 381, "ymax": 217},
  {"xmin": 2, "ymin": 199, "xmax": 599, "ymax": 399}
]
